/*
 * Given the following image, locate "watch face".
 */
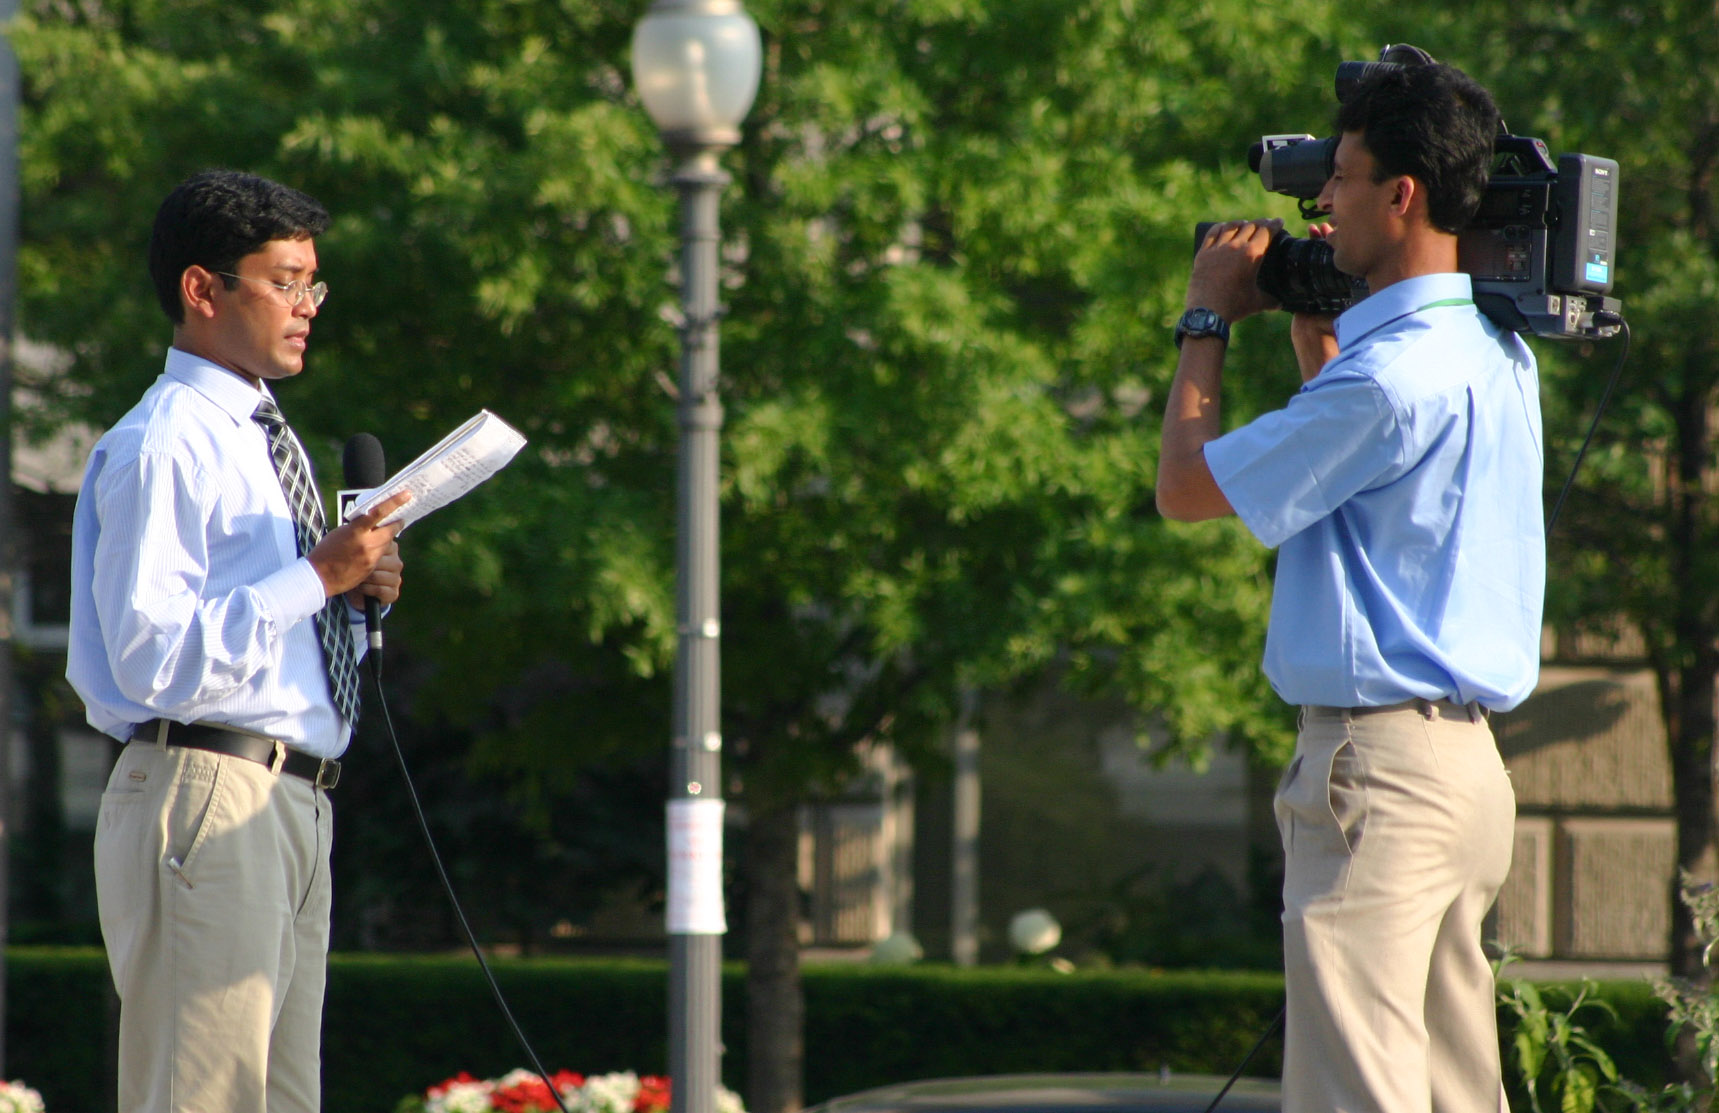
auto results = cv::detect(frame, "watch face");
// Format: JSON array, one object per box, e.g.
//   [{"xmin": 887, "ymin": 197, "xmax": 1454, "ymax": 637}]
[
  {"xmin": 1179, "ymin": 309, "xmax": 1221, "ymax": 333},
  {"xmin": 1175, "ymin": 308, "xmax": 1228, "ymax": 348}
]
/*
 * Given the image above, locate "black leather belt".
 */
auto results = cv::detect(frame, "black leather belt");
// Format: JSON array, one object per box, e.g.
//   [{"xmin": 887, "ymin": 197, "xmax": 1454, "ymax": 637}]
[
  {"xmin": 132, "ymin": 719, "xmax": 342, "ymax": 789},
  {"xmin": 1304, "ymin": 698, "xmax": 1489, "ymax": 723}
]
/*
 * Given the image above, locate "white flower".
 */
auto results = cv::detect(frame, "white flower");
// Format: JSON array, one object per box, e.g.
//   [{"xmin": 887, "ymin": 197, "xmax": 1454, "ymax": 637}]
[
  {"xmin": 427, "ymin": 1079, "xmax": 494, "ymax": 1113},
  {"xmin": 409, "ymin": 1068, "xmax": 751, "ymax": 1113},
  {"xmin": 0, "ymin": 1080, "xmax": 45, "ymax": 1113},
  {"xmin": 579, "ymin": 1071, "xmax": 642, "ymax": 1113}
]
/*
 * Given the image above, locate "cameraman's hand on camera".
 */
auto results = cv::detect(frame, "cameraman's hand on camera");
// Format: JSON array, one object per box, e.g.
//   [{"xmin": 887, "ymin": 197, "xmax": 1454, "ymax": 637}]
[
  {"xmin": 1291, "ymin": 222, "xmax": 1341, "ymax": 381},
  {"xmin": 1185, "ymin": 219, "xmax": 1282, "ymax": 322},
  {"xmin": 1158, "ymin": 220, "xmax": 1282, "ymax": 524}
]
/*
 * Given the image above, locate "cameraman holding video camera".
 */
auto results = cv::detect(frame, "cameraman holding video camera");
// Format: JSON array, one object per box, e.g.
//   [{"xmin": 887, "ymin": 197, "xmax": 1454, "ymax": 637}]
[{"xmin": 1156, "ymin": 62, "xmax": 1543, "ymax": 1113}]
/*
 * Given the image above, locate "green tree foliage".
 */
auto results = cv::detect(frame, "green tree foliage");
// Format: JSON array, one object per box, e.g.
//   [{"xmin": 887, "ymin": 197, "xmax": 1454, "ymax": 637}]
[
  {"xmin": 13, "ymin": 0, "xmax": 1346, "ymax": 785},
  {"xmin": 13, "ymin": 0, "xmax": 1471, "ymax": 1106},
  {"xmin": 18, "ymin": 0, "xmax": 685, "ymax": 785},
  {"xmin": 23, "ymin": 0, "xmax": 1248, "ymax": 854}
]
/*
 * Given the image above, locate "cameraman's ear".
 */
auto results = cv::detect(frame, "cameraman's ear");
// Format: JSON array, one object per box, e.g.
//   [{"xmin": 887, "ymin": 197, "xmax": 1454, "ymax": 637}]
[{"xmin": 1389, "ymin": 176, "xmax": 1419, "ymax": 216}]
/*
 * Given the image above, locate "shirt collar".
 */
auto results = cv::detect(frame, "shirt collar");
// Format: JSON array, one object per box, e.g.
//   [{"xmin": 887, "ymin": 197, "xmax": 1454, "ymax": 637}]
[
  {"xmin": 164, "ymin": 347, "xmax": 277, "ymax": 426},
  {"xmin": 1334, "ymin": 272, "xmax": 1474, "ymax": 350}
]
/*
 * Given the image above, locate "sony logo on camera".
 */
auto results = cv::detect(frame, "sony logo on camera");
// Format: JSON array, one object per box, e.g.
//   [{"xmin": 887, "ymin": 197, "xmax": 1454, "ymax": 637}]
[{"xmin": 1199, "ymin": 44, "xmax": 1623, "ymax": 341}]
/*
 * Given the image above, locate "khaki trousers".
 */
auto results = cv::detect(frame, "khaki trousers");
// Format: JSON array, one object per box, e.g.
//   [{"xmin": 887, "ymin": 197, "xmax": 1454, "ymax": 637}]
[
  {"xmin": 1277, "ymin": 703, "xmax": 1514, "ymax": 1113},
  {"xmin": 95, "ymin": 740, "xmax": 333, "ymax": 1113}
]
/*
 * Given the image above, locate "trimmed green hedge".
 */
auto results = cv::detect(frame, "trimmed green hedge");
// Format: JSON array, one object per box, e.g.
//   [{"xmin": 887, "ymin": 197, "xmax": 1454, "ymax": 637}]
[
  {"xmin": 7, "ymin": 948, "xmax": 111, "ymax": 1113},
  {"xmin": 3, "ymin": 948, "xmax": 1676, "ymax": 1113}
]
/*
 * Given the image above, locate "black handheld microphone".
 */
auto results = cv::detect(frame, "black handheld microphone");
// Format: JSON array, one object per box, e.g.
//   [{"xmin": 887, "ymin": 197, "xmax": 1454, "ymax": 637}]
[{"xmin": 342, "ymin": 433, "xmax": 388, "ymax": 656}]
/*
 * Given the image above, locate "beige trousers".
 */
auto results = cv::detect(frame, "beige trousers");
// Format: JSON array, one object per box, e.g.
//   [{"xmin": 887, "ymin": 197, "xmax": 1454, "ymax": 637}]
[
  {"xmin": 95, "ymin": 740, "xmax": 333, "ymax": 1113},
  {"xmin": 1277, "ymin": 703, "xmax": 1515, "ymax": 1113}
]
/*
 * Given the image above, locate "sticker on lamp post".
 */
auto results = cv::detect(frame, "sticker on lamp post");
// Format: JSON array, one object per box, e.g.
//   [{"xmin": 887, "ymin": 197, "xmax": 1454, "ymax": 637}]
[{"xmin": 667, "ymin": 798, "xmax": 727, "ymax": 934}]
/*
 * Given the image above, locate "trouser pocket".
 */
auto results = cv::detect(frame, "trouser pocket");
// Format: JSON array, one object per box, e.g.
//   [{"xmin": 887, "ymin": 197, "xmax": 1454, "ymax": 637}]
[{"xmin": 162, "ymin": 755, "xmax": 228, "ymax": 888}]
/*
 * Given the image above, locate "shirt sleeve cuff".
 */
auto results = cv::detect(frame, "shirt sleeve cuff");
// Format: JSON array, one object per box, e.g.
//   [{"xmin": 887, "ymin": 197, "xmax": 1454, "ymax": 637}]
[{"xmin": 253, "ymin": 558, "xmax": 329, "ymax": 629}]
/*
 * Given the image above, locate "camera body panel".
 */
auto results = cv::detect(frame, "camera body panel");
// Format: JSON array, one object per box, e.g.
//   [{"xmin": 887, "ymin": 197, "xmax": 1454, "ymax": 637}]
[{"xmin": 1458, "ymin": 140, "xmax": 1620, "ymax": 338}]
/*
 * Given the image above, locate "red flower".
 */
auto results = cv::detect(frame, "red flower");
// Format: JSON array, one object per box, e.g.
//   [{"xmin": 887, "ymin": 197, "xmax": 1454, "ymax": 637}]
[
  {"xmin": 429, "ymin": 1072, "xmax": 480, "ymax": 1099},
  {"xmin": 636, "ymin": 1075, "xmax": 673, "ymax": 1113},
  {"xmin": 493, "ymin": 1075, "xmax": 559, "ymax": 1113}
]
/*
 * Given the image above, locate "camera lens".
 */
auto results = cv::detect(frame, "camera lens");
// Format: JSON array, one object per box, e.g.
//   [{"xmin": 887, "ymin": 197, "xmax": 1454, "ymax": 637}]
[
  {"xmin": 1257, "ymin": 136, "xmax": 1337, "ymax": 200},
  {"xmin": 1189, "ymin": 224, "xmax": 1365, "ymax": 316},
  {"xmin": 1257, "ymin": 231, "xmax": 1365, "ymax": 314}
]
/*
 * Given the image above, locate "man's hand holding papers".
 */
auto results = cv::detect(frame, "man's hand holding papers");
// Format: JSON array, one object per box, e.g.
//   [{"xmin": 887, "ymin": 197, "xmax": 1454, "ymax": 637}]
[{"xmin": 344, "ymin": 410, "xmax": 527, "ymax": 531}]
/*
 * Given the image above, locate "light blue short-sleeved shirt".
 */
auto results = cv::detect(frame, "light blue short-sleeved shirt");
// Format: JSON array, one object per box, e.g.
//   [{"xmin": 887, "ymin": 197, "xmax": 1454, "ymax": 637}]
[{"xmin": 1205, "ymin": 273, "xmax": 1545, "ymax": 711}]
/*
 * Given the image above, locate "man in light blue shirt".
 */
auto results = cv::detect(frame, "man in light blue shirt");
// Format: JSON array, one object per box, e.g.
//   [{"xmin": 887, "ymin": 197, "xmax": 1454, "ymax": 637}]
[
  {"xmin": 1157, "ymin": 64, "xmax": 1542, "ymax": 1113},
  {"xmin": 70, "ymin": 171, "xmax": 409, "ymax": 1113}
]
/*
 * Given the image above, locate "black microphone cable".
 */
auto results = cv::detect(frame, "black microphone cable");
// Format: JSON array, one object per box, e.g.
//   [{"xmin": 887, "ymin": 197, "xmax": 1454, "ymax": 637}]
[
  {"xmin": 363, "ymin": 648, "xmax": 575, "ymax": 1113},
  {"xmin": 341, "ymin": 430, "xmax": 571, "ymax": 1111}
]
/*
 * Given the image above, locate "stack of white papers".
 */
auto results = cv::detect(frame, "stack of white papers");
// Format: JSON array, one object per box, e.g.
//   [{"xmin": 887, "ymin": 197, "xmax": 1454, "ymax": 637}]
[{"xmin": 345, "ymin": 410, "xmax": 527, "ymax": 531}]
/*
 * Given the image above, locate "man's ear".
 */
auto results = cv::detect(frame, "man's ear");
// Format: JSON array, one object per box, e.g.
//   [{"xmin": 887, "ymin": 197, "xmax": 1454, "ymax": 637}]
[
  {"xmin": 1389, "ymin": 175, "xmax": 1417, "ymax": 215},
  {"xmin": 180, "ymin": 265, "xmax": 220, "ymax": 320}
]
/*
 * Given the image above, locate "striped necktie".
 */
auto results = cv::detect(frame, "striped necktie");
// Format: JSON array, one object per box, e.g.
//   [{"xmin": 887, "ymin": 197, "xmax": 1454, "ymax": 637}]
[{"xmin": 252, "ymin": 396, "xmax": 363, "ymax": 725}]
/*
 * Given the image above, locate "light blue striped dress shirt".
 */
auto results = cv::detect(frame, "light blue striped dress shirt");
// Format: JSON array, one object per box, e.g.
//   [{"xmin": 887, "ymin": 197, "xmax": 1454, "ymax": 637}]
[
  {"xmin": 1205, "ymin": 273, "xmax": 1545, "ymax": 712},
  {"xmin": 67, "ymin": 348, "xmax": 361, "ymax": 758}
]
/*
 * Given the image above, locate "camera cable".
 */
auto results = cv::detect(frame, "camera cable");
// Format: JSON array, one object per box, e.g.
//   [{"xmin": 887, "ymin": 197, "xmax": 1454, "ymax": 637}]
[
  {"xmin": 1545, "ymin": 316, "xmax": 1631, "ymax": 536},
  {"xmin": 1199, "ymin": 1004, "xmax": 1285, "ymax": 1113},
  {"xmin": 365, "ymin": 648, "xmax": 575, "ymax": 1113}
]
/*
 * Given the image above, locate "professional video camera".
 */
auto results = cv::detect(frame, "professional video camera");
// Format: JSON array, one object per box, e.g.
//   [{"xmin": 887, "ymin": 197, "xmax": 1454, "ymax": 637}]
[{"xmin": 1201, "ymin": 44, "xmax": 1623, "ymax": 340}]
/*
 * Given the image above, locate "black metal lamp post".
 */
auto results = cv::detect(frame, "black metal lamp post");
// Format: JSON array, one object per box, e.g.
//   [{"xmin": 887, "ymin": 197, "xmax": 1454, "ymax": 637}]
[{"xmin": 630, "ymin": 6, "xmax": 760, "ymax": 1113}]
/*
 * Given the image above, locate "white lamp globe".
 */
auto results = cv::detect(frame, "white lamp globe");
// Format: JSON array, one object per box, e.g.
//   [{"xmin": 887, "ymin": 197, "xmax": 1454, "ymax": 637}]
[
  {"xmin": 631, "ymin": 0, "xmax": 762, "ymax": 150},
  {"xmin": 870, "ymin": 931, "xmax": 925, "ymax": 965},
  {"xmin": 1009, "ymin": 908, "xmax": 1062, "ymax": 956}
]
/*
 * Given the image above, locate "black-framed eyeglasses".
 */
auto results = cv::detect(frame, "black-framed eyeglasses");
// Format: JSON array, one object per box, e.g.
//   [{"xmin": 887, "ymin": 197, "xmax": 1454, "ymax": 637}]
[{"xmin": 216, "ymin": 272, "xmax": 328, "ymax": 309}]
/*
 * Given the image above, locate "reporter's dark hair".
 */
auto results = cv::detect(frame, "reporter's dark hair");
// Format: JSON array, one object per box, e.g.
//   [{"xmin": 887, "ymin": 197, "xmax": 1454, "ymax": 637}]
[
  {"xmin": 1334, "ymin": 63, "xmax": 1498, "ymax": 235},
  {"xmin": 148, "ymin": 170, "xmax": 330, "ymax": 323}
]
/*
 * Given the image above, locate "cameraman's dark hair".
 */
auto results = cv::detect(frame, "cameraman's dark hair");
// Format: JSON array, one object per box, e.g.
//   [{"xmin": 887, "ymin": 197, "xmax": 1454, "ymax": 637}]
[
  {"xmin": 148, "ymin": 170, "xmax": 330, "ymax": 324},
  {"xmin": 1334, "ymin": 63, "xmax": 1499, "ymax": 235}
]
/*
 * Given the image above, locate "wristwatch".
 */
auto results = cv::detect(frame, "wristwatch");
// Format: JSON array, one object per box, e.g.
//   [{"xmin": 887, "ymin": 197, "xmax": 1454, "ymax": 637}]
[{"xmin": 1174, "ymin": 307, "xmax": 1231, "ymax": 349}]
